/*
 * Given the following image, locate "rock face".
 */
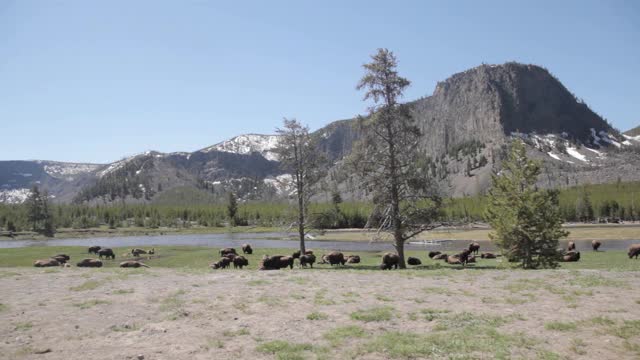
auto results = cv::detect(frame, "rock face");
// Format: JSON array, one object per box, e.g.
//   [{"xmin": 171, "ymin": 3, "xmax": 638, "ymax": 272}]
[{"xmin": 1, "ymin": 62, "xmax": 638, "ymax": 203}]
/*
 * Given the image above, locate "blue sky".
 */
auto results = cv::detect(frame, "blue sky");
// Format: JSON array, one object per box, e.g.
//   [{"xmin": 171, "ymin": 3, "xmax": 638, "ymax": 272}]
[{"xmin": 1, "ymin": 0, "xmax": 638, "ymax": 163}]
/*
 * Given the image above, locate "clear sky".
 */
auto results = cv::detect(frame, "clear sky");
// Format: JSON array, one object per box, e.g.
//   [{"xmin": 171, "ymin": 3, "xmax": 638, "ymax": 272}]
[{"xmin": 1, "ymin": 0, "xmax": 638, "ymax": 163}]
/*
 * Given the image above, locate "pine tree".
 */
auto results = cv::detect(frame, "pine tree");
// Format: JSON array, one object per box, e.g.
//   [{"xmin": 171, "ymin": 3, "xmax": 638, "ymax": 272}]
[
  {"xmin": 484, "ymin": 140, "xmax": 568, "ymax": 269},
  {"xmin": 227, "ymin": 192, "xmax": 238, "ymax": 227},
  {"xmin": 25, "ymin": 185, "xmax": 55, "ymax": 236}
]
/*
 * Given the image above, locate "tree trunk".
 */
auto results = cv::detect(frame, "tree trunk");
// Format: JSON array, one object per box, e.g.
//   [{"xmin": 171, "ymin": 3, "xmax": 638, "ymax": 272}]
[{"xmin": 297, "ymin": 176, "xmax": 306, "ymax": 254}]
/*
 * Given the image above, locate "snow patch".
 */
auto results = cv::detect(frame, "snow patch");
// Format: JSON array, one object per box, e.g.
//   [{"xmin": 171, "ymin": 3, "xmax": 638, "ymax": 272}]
[
  {"xmin": 547, "ymin": 152, "xmax": 561, "ymax": 161},
  {"xmin": 263, "ymin": 174, "xmax": 295, "ymax": 195},
  {"xmin": 44, "ymin": 163, "xmax": 101, "ymax": 178},
  {"xmin": 202, "ymin": 134, "xmax": 282, "ymax": 161},
  {"xmin": 0, "ymin": 188, "xmax": 31, "ymax": 204},
  {"xmin": 566, "ymin": 147, "xmax": 588, "ymax": 162}
]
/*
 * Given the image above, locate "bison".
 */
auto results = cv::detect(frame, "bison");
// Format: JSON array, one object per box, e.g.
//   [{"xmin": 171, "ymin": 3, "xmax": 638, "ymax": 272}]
[
  {"xmin": 457, "ymin": 249, "xmax": 473, "ymax": 265},
  {"xmin": 324, "ymin": 252, "xmax": 346, "ymax": 266},
  {"xmin": 260, "ymin": 255, "xmax": 294, "ymax": 270},
  {"xmin": 119, "ymin": 261, "xmax": 150, "ymax": 268},
  {"xmin": 428, "ymin": 251, "xmax": 442, "ymax": 259},
  {"xmin": 292, "ymin": 249, "xmax": 314, "ymax": 259},
  {"xmin": 211, "ymin": 257, "xmax": 232, "ymax": 269},
  {"xmin": 300, "ymin": 254, "xmax": 316, "ymax": 268},
  {"xmin": 52, "ymin": 254, "xmax": 70, "ymax": 264},
  {"xmin": 433, "ymin": 253, "xmax": 448, "ymax": 260},
  {"xmin": 233, "ymin": 256, "xmax": 249, "ymax": 269},
  {"xmin": 131, "ymin": 248, "xmax": 147, "ymax": 257},
  {"xmin": 446, "ymin": 255, "xmax": 462, "ymax": 265},
  {"xmin": 345, "ymin": 255, "xmax": 361, "ymax": 264},
  {"xmin": 97, "ymin": 248, "xmax": 115, "ymax": 259},
  {"xmin": 628, "ymin": 244, "xmax": 640, "ymax": 259},
  {"xmin": 466, "ymin": 255, "xmax": 476, "ymax": 263},
  {"xmin": 241, "ymin": 244, "xmax": 253, "ymax": 255},
  {"xmin": 407, "ymin": 257, "xmax": 422, "ymax": 266},
  {"xmin": 567, "ymin": 241, "xmax": 576, "ymax": 251},
  {"xmin": 480, "ymin": 252, "xmax": 497, "ymax": 259},
  {"xmin": 380, "ymin": 253, "xmax": 400, "ymax": 270},
  {"xmin": 88, "ymin": 246, "xmax": 101, "ymax": 254},
  {"xmin": 468, "ymin": 242, "xmax": 480, "ymax": 255},
  {"xmin": 562, "ymin": 251, "xmax": 580, "ymax": 262},
  {"xmin": 219, "ymin": 248, "xmax": 237, "ymax": 257},
  {"xmin": 592, "ymin": 240, "xmax": 601, "ymax": 251},
  {"xmin": 77, "ymin": 258, "xmax": 103, "ymax": 267},
  {"xmin": 34, "ymin": 259, "xmax": 60, "ymax": 267}
]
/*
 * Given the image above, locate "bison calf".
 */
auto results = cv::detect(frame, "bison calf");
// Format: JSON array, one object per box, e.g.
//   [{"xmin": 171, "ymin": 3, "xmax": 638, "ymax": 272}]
[
  {"xmin": 407, "ymin": 257, "xmax": 422, "ymax": 266},
  {"xmin": 242, "ymin": 243, "xmax": 253, "ymax": 255}
]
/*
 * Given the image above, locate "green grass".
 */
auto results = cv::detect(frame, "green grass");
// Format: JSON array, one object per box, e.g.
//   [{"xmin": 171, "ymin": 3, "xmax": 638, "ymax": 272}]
[
  {"xmin": 256, "ymin": 340, "xmax": 314, "ymax": 360},
  {"xmin": 69, "ymin": 280, "xmax": 101, "ymax": 291},
  {"xmin": 0, "ymin": 303, "xmax": 7, "ymax": 312},
  {"xmin": 323, "ymin": 325, "xmax": 367, "ymax": 346},
  {"xmin": 350, "ymin": 306, "xmax": 394, "ymax": 322},
  {"xmin": 433, "ymin": 312, "xmax": 511, "ymax": 331},
  {"xmin": 112, "ymin": 288, "xmax": 134, "ymax": 295},
  {"xmin": 306, "ymin": 311, "xmax": 328, "ymax": 320},
  {"xmin": 222, "ymin": 328, "xmax": 250, "ymax": 337},
  {"xmin": 14, "ymin": 322, "xmax": 33, "ymax": 331},
  {"xmin": 545, "ymin": 321, "xmax": 578, "ymax": 332}
]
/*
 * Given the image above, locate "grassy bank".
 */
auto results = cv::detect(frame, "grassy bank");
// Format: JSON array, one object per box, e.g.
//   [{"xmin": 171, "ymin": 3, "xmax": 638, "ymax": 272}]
[{"xmin": 2, "ymin": 245, "xmax": 640, "ymax": 271}]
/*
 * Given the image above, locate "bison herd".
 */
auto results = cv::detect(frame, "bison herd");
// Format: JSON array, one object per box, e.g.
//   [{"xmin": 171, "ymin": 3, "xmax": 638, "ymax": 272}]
[{"xmin": 33, "ymin": 245, "xmax": 155, "ymax": 269}]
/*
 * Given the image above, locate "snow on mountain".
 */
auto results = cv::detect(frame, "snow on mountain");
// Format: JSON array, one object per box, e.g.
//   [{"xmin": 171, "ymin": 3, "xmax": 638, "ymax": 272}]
[
  {"xmin": 41, "ymin": 162, "xmax": 102, "ymax": 179},
  {"xmin": 566, "ymin": 147, "xmax": 588, "ymax": 162},
  {"xmin": 263, "ymin": 174, "xmax": 295, "ymax": 196},
  {"xmin": 202, "ymin": 134, "xmax": 281, "ymax": 161},
  {"xmin": 0, "ymin": 188, "xmax": 31, "ymax": 204}
]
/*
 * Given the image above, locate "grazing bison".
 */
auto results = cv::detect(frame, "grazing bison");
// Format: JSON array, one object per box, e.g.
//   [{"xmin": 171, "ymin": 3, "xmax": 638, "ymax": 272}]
[
  {"xmin": 592, "ymin": 240, "xmax": 601, "ymax": 251},
  {"xmin": 77, "ymin": 258, "xmax": 103, "ymax": 267},
  {"xmin": 407, "ymin": 257, "xmax": 422, "ymax": 266},
  {"xmin": 34, "ymin": 259, "xmax": 60, "ymax": 267},
  {"xmin": 261, "ymin": 255, "xmax": 294, "ymax": 270},
  {"xmin": 211, "ymin": 257, "xmax": 232, "ymax": 269},
  {"xmin": 468, "ymin": 242, "xmax": 480, "ymax": 255},
  {"xmin": 345, "ymin": 255, "xmax": 361, "ymax": 264},
  {"xmin": 119, "ymin": 261, "xmax": 150, "ymax": 268},
  {"xmin": 52, "ymin": 254, "xmax": 70, "ymax": 264},
  {"xmin": 380, "ymin": 253, "xmax": 400, "ymax": 270},
  {"xmin": 292, "ymin": 249, "xmax": 314, "ymax": 259},
  {"xmin": 628, "ymin": 244, "xmax": 640, "ymax": 259},
  {"xmin": 233, "ymin": 256, "xmax": 249, "ymax": 269},
  {"xmin": 241, "ymin": 244, "xmax": 253, "ymax": 255},
  {"xmin": 131, "ymin": 248, "xmax": 148, "ymax": 257},
  {"xmin": 567, "ymin": 241, "xmax": 576, "ymax": 251},
  {"xmin": 428, "ymin": 251, "xmax": 442, "ymax": 259},
  {"xmin": 324, "ymin": 252, "xmax": 346, "ymax": 266},
  {"xmin": 219, "ymin": 248, "xmax": 237, "ymax": 257},
  {"xmin": 97, "ymin": 248, "xmax": 115, "ymax": 260},
  {"xmin": 433, "ymin": 253, "xmax": 448, "ymax": 260},
  {"xmin": 480, "ymin": 252, "xmax": 497, "ymax": 259},
  {"xmin": 88, "ymin": 246, "xmax": 101, "ymax": 254},
  {"xmin": 300, "ymin": 254, "xmax": 316, "ymax": 268},
  {"xmin": 562, "ymin": 251, "xmax": 580, "ymax": 262}
]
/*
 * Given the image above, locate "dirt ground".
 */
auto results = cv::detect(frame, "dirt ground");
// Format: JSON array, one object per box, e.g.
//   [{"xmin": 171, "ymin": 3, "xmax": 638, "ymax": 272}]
[{"xmin": 1, "ymin": 268, "xmax": 639, "ymax": 359}]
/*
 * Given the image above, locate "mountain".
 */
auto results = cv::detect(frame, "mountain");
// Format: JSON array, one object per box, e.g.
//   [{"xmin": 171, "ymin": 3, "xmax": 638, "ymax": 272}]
[{"xmin": 2, "ymin": 62, "xmax": 639, "ymax": 204}]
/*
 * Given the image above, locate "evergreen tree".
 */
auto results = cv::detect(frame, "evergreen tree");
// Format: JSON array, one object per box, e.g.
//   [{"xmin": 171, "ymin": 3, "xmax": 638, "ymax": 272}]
[
  {"xmin": 25, "ymin": 185, "xmax": 55, "ymax": 236},
  {"xmin": 484, "ymin": 140, "xmax": 568, "ymax": 269},
  {"xmin": 227, "ymin": 192, "xmax": 238, "ymax": 226},
  {"xmin": 350, "ymin": 48, "xmax": 441, "ymax": 268}
]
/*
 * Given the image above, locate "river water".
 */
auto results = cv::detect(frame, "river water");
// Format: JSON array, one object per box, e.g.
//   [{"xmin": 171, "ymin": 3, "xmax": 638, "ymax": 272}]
[{"xmin": 0, "ymin": 232, "xmax": 637, "ymax": 253}]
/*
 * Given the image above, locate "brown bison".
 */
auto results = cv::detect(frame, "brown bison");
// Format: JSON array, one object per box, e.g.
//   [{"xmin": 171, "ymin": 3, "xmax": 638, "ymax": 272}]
[
  {"xmin": 446, "ymin": 255, "xmax": 462, "ymax": 265},
  {"xmin": 480, "ymin": 252, "xmax": 497, "ymax": 259},
  {"xmin": 88, "ymin": 246, "xmax": 101, "ymax": 254},
  {"xmin": 407, "ymin": 257, "xmax": 422, "ymax": 266},
  {"xmin": 223, "ymin": 253, "xmax": 238, "ymax": 261},
  {"xmin": 300, "ymin": 254, "xmax": 316, "ymax": 268},
  {"xmin": 233, "ymin": 256, "xmax": 249, "ymax": 269},
  {"xmin": 52, "ymin": 254, "xmax": 70, "ymax": 264},
  {"xmin": 468, "ymin": 242, "xmax": 480, "ymax": 255},
  {"xmin": 77, "ymin": 258, "xmax": 103, "ymax": 267},
  {"xmin": 259, "ymin": 255, "xmax": 294, "ymax": 270},
  {"xmin": 628, "ymin": 244, "xmax": 640, "ymax": 259},
  {"xmin": 34, "ymin": 259, "xmax": 60, "ymax": 267},
  {"xmin": 211, "ymin": 257, "xmax": 232, "ymax": 269},
  {"xmin": 562, "ymin": 251, "xmax": 580, "ymax": 262},
  {"xmin": 428, "ymin": 251, "xmax": 442, "ymax": 259},
  {"xmin": 433, "ymin": 253, "xmax": 448, "ymax": 260},
  {"xmin": 119, "ymin": 261, "xmax": 150, "ymax": 268},
  {"xmin": 466, "ymin": 255, "xmax": 476, "ymax": 263},
  {"xmin": 219, "ymin": 248, "xmax": 237, "ymax": 257},
  {"xmin": 324, "ymin": 252, "xmax": 346, "ymax": 266},
  {"xmin": 131, "ymin": 248, "xmax": 147, "ymax": 257},
  {"xmin": 97, "ymin": 248, "xmax": 115, "ymax": 260},
  {"xmin": 292, "ymin": 249, "xmax": 314, "ymax": 259},
  {"xmin": 241, "ymin": 244, "xmax": 253, "ymax": 255},
  {"xmin": 345, "ymin": 255, "xmax": 361, "ymax": 264},
  {"xmin": 567, "ymin": 241, "xmax": 576, "ymax": 251},
  {"xmin": 457, "ymin": 249, "xmax": 473, "ymax": 265},
  {"xmin": 380, "ymin": 253, "xmax": 400, "ymax": 270},
  {"xmin": 592, "ymin": 240, "xmax": 601, "ymax": 251}
]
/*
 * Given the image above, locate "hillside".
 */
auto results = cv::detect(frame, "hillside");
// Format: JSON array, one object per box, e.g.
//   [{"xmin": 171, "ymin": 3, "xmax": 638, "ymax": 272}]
[
  {"xmin": 625, "ymin": 125, "xmax": 640, "ymax": 138},
  {"xmin": 2, "ymin": 62, "xmax": 639, "ymax": 204}
]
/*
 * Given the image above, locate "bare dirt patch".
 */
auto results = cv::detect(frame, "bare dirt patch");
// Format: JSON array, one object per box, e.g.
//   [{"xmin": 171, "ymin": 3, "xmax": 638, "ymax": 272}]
[{"xmin": 1, "ymin": 268, "xmax": 639, "ymax": 359}]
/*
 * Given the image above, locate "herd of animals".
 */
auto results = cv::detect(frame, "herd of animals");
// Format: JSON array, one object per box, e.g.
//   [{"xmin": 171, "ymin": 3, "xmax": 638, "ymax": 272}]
[{"xmin": 31, "ymin": 240, "xmax": 640, "ymax": 269}]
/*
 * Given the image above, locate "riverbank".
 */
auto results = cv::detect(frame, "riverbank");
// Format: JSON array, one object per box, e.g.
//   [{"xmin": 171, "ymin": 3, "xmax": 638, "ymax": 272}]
[{"xmin": 1, "ymin": 268, "xmax": 639, "ymax": 359}]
